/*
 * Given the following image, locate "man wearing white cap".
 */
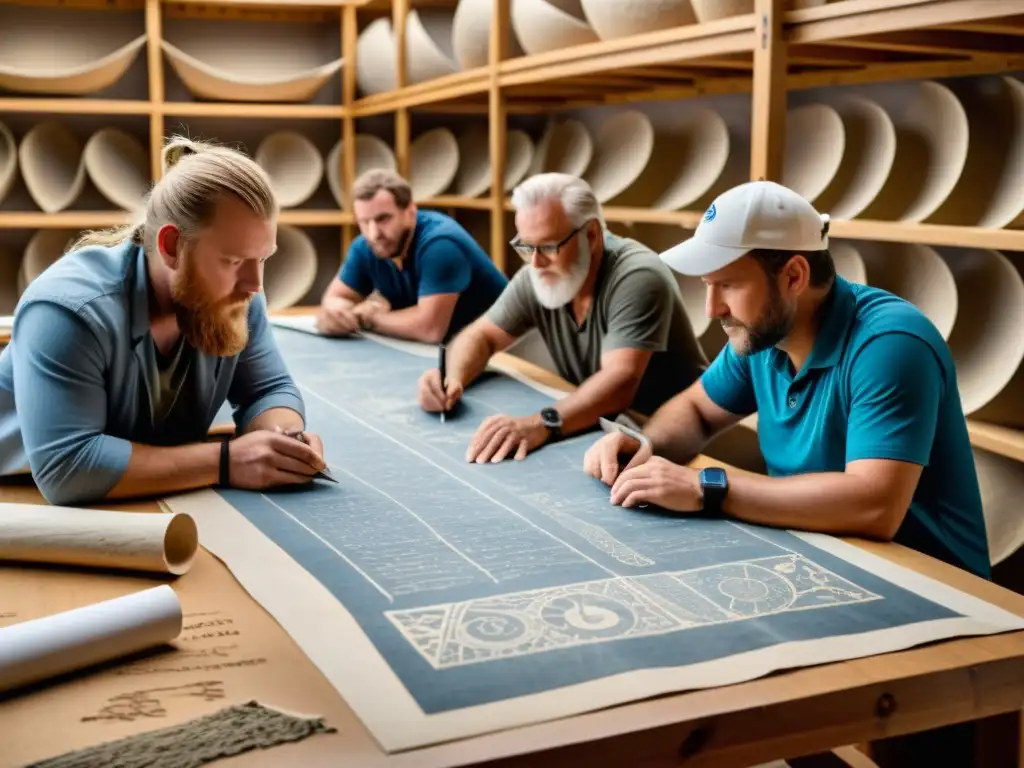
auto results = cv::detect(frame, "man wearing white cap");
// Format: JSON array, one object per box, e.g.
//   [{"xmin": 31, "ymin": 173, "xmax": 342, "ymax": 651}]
[{"xmin": 583, "ymin": 180, "xmax": 990, "ymax": 589}]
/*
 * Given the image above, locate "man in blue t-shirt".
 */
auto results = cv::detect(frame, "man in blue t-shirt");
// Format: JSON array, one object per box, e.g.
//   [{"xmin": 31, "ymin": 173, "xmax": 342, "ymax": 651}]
[
  {"xmin": 316, "ymin": 169, "xmax": 508, "ymax": 344},
  {"xmin": 583, "ymin": 180, "xmax": 991, "ymax": 584}
]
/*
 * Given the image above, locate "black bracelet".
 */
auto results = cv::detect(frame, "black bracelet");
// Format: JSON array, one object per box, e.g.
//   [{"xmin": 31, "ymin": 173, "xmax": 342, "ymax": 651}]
[{"xmin": 219, "ymin": 438, "xmax": 230, "ymax": 487}]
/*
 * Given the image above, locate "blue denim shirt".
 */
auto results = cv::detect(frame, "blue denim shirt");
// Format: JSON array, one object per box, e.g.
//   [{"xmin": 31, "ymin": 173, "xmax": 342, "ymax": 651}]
[{"xmin": 0, "ymin": 239, "xmax": 305, "ymax": 505}]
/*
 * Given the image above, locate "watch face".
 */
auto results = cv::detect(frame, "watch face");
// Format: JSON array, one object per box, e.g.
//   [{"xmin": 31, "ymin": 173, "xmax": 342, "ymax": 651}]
[
  {"xmin": 541, "ymin": 407, "xmax": 562, "ymax": 429},
  {"xmin": 701, "ymin": 467, "xmax": 727, "ymax": 488}
]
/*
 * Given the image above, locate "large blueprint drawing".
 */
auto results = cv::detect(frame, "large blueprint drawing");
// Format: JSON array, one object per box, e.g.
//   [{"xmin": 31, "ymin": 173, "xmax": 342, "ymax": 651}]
[{"xmin": 166, "ymin": 323, "xmax": 1024, "ymax": 753}]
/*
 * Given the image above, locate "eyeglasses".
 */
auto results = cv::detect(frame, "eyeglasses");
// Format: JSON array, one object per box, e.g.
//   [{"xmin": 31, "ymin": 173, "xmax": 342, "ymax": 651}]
[{"xmin": 509, "ymin": 225, "xmax": 583, "ymax": 261}]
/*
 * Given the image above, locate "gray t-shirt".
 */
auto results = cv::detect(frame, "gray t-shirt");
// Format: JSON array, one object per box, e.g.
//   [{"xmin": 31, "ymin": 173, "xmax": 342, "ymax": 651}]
[{"xmin": 487, "ymin": 232, "xmax": 708, "ymax": 416}]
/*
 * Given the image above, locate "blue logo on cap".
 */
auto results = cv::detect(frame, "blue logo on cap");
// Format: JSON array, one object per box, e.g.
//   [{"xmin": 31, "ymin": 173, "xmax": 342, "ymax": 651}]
[{"xmin": 704, "ymin": 204, "xmax": 717, "ymax": 222}]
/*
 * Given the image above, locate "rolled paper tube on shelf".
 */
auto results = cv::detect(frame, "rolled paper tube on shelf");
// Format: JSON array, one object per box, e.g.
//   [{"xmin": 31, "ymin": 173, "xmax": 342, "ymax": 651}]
[
  {"xmin": 528, "ymin": 118, "xmax": 594, "ymax": 178},
  {"xmin": 974, "ymin": 447, "xmax": 1024, "ymax": 566},
  {"xmin": 939, "ymin": 247, "xmax": 1024, "ymax": 426},
  {"xmin": 810, "ymin": 94, "xmax": 897, "ymax": 221},
  {"xmin": 510, "ymin": 0, "xmax": 599, "ymax": 57},
  {"xmin": 355, "ymin": 17, "xmax": 396, "ymax": 96},
  {"xmin": 925, "ymin": 75, "xmax": 1024, "ymax": 229},
  {"xmin": 19, "ymin": 121, "xmax": 87, "ymax": 214},
  {"xmin": 405, "ymin": 8, "xmax": 458, "ymax": 85},
  {"xmin": 262, "ymin": 225, "xmax": 318, "ymax": 311},
  {"xmin": 580, "ymin": 0, "xmax": 696, "ymax": 40},
  {"xmin": 409, "ymin": 128, "xmax": 460, "ymax": 200},
  {"xmin": 607, "ymin": 106, "xmax": 731, "ymax": 210},
  {"xmin": 830, "ymin": 240, "xmax": 867, "ymax": 285},
  {"xmin": 22, "ymin": 229, "xmax": 79, "ymax": 285},
  {"xmin": 159, "ymin": 39, "xmax": 343, "ymax": 103},
  {"xmin": 82, "ymin": 127, "xmax": 150, "ymax": 211},
  {"xmin": 0, "ymin": 585, "xmax": 183, "ymax": 694},
  {"xmin": 453, "ymin": 125, "xmax": 534, "ymax": 197},
  {"xmin": 255, "ymin": 131, "xmax": 324, "ymax": 209},
  {"xmin": 582, "ymin": 110, "xmax": 655, "ymax": 203},
  {"xmin": 0, "ymin": 120, "xmax": 15, "ymax": 205},
  {"xmin": 857, "ymin": 79, "xmax": 969, "ymax": 223},
  {"xmin": 783, "ymin": 103, "xmax": 845, "ymax": 204},
  {"xmin": 452, "ymin": 0, "xmax": 524, "ymax": 69},
  {"xmin": 855, "ymin": 239, "xmax": 958, "ymax": 341},
  {"xmin": 326, "ymin": 133, "xmax": 397, "ymax": 209},
  {"xmin": 0, "ymin": 505, "xmax": 199, "ymax": 575}
]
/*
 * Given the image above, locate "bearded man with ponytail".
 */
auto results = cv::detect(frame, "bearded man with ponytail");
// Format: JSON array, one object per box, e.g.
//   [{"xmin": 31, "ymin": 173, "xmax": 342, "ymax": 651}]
[{"xmin": 0, "ymin": 136, "xmax": 328, "ymax": 505}]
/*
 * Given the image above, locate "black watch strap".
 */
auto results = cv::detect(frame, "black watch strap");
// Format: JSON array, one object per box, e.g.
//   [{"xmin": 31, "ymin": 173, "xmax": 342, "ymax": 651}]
[
  {"xmin": 219, "ymin": 439, "xmax": 231, "ymax": 487},
  {"xmin": 699, "ymin": 467, "xmax": 728, "ymax": 515}
]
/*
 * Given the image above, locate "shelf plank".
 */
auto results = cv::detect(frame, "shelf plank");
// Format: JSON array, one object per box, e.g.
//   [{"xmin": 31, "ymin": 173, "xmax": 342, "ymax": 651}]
[
  {"xmin": 829, "ymin": 220, "xmax": 1024, "ymax": 252},
  {"xmin": 0, "ymin": 99, "xmax": 152, "ymax": 116},
  {"xmin": 968, "ymin": 422, "xmax": 1024, "ymax": 464},
  {"xmin": 279, "ymin": 210, "xmax": 353, "ymax": 225},
  {"xmin": 789, "ymin": 0, "xmax": 1024, "ymax": 44},
  {"xmin": 498, "ymin": 15, "xmax": 756, "ymax": 88},
  {"xmin": 161, "ymin": 102, "xmax": 344, "ymax": 119},
  {"xmin": 0, "ymin": 212, "xmax": 133, "ymax": 229},
  {"xmin": 352, "ymin": 69, "xmax": 490, "ymax": 116},
  {"xmin": 0, "ymin": 211, "xmax": 350, "ymax": 228},
  {"xmin": 419, "ymin": 196, "xmax": 492, "ymax": 211}
]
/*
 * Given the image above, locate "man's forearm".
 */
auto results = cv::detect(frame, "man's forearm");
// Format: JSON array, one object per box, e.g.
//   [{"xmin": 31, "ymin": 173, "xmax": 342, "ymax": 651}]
[
  {"xmin": 552, "ymin": 368, "xmax": 642, "ymax": 437},
  {"xmin": 106, "ymin": 441, "xmax": 222, "ymax": 500},
  {"xmin": 242, "ymin": 406, "xmax": 304, "ymax": 435},
  {"xmin": 724, "ymin": 471, "xmax": 898, "ymax": 540},
  {"xmin": 447, "ymin": 329, "xmax": 495, "ymax": 389},
  {"xmin": 643, "ymin": 394, "xmax": 714, "ymax": 464},
  {"xmin": 368, "ymin": 306, "xmax": 446, "ymax": 343}
]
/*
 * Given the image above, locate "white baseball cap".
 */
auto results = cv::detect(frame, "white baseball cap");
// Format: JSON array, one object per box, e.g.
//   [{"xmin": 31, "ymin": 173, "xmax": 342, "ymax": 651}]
[{"xmin": 660, "ymin": 180, "xmax": 830, "ymax": 276}]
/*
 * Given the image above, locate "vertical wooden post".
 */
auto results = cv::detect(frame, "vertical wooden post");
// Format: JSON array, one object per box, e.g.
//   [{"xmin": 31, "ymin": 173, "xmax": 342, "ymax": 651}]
[
  {"xmin": 488, "ymin": 0, "xmax": 510, "ymax": 274},
  {"xmin": 750, "ymin": 0, "xmax": 786, "ymax": 182},
  {"xmin": 144, "ymin": 0, "xmax": 165, "ymax": 182},
  {"xmin": 341, "ymin": 4, "xmax": 358, "ymax": 259},
  {"xmin": 393, "ymin": 0, "xmax": 410, "ymax": 178}
]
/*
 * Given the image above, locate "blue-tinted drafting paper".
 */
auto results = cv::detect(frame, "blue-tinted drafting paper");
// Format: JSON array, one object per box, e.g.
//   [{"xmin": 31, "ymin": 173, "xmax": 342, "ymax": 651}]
[{"xmin": 169, "ymin": 327, "xmax": 1024, "ymax": 753}]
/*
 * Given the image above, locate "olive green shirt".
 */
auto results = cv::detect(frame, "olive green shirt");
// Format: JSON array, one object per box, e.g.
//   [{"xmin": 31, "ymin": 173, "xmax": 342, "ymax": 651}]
[
  {"xmin": 149, "ymin": 336, "xmax": 192, "ymax": 434},
  {"xmin": 487, "ymin": 232, "xmax": 708, "ymax": 416}
]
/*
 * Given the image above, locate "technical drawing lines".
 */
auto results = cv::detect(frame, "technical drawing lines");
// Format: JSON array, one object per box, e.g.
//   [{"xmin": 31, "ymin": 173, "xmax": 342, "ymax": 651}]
[{"xmin": 385, "ymin": 553, "xmax": 881, "ymax": 670}]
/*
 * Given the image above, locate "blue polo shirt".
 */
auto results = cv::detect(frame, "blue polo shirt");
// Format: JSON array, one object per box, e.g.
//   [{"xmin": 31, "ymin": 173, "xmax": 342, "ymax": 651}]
[
  {"xmin": 701, "ymin": 275, "xmax": 991, "ymax": 579},
  {"xmin": 340, "ymin": 209, "xmax": 508, "ymax": 342}
]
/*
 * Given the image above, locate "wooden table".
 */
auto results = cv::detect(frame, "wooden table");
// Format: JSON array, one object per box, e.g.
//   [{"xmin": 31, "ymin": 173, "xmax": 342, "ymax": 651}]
[{"xmin": 2, "ymin": 350, "xmax": 1024, "ymax": 768}]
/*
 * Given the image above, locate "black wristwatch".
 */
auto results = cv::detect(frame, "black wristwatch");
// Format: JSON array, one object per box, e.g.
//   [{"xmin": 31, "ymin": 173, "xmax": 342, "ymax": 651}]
[
  {"xmin": 539, "ymin": 407, "xmax": 562, "ymax": 440},
  {"xmin": 699, "ymin": 467, "xmax": 728, "ymax": 515}
]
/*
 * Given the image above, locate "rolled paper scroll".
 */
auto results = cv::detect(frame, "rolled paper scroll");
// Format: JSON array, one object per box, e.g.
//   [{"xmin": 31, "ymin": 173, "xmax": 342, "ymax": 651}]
[
  {"xmin": 0, "ymin": 505, "xmax": 199, "ymax": 576},
  {"xmin": 0, "ymin": 585, "xmax": 183, "ymax": 693}
]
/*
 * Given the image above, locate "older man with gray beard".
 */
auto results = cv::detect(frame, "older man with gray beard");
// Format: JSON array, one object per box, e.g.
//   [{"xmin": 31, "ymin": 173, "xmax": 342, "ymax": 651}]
[{"xmin": 416, "ymin": 172, "xmax": 708, "ymax": 463}]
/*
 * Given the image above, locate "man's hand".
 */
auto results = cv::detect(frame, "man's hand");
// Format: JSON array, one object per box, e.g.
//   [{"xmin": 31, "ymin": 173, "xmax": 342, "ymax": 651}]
[
  {"xmin": 583, "ymin": 431, "xmax": 652, "ymax": 486},
  {"xmin": 316, "ymin": 297, "xmax": 360, "ymax": 336},
  {"xmin": 227, "ymin": 430, "xmax": 326, "ymax": 489},
  {"xmin": 418, "ymin": 368, "xmax": 464, "ymax": 413},
  {"xmin": 352, "ymin": 300, "xmax": 386, "ymax": 330},
  {"xmin": 610, "ymin": 457, "xmax": 703, "ymax": 512},
  {"xmin": 466, "ymin": 414, "xmax": 550, "ymax": 463}
]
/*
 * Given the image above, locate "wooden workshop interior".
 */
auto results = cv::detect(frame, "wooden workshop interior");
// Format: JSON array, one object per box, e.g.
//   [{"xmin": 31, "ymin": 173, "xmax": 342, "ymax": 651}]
[{"xmin": 1, "ymin": 0, "xmax": 1024, "ymax": 764}]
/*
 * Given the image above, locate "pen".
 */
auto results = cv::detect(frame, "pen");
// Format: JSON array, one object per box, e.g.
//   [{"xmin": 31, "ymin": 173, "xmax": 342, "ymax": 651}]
[
  {"xmin": 438, "ymin": 342, "xmax": 447, "ymax": 423},
  {"xmin": 281, "ymin": 428, "xmax": 338, "ymax": 483}
]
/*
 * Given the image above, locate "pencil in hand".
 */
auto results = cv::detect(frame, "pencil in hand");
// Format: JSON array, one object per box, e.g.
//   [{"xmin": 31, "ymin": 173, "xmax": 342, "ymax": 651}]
[{"xmin": 438, "ymin": 343, "xmax": 447, "ymax": 423}]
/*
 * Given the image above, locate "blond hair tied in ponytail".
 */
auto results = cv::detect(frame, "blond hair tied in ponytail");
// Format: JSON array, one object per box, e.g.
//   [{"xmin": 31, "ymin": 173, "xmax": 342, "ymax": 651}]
[{"xmin": 70, "ymin": 134, "xmax": 277, "ymax": 256}]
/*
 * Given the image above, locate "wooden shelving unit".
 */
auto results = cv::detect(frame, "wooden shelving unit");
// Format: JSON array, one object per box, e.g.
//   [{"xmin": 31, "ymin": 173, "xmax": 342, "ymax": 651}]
[{"xmin": 2, "ymin": 0, "xmax": 1024, "ymax": 477}]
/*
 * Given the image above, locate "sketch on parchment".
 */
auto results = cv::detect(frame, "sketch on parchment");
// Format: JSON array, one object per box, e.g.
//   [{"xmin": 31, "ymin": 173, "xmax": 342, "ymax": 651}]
[{"xmin": 165, "ymin": 328, "xmax": 1024, "ymax": 753}]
